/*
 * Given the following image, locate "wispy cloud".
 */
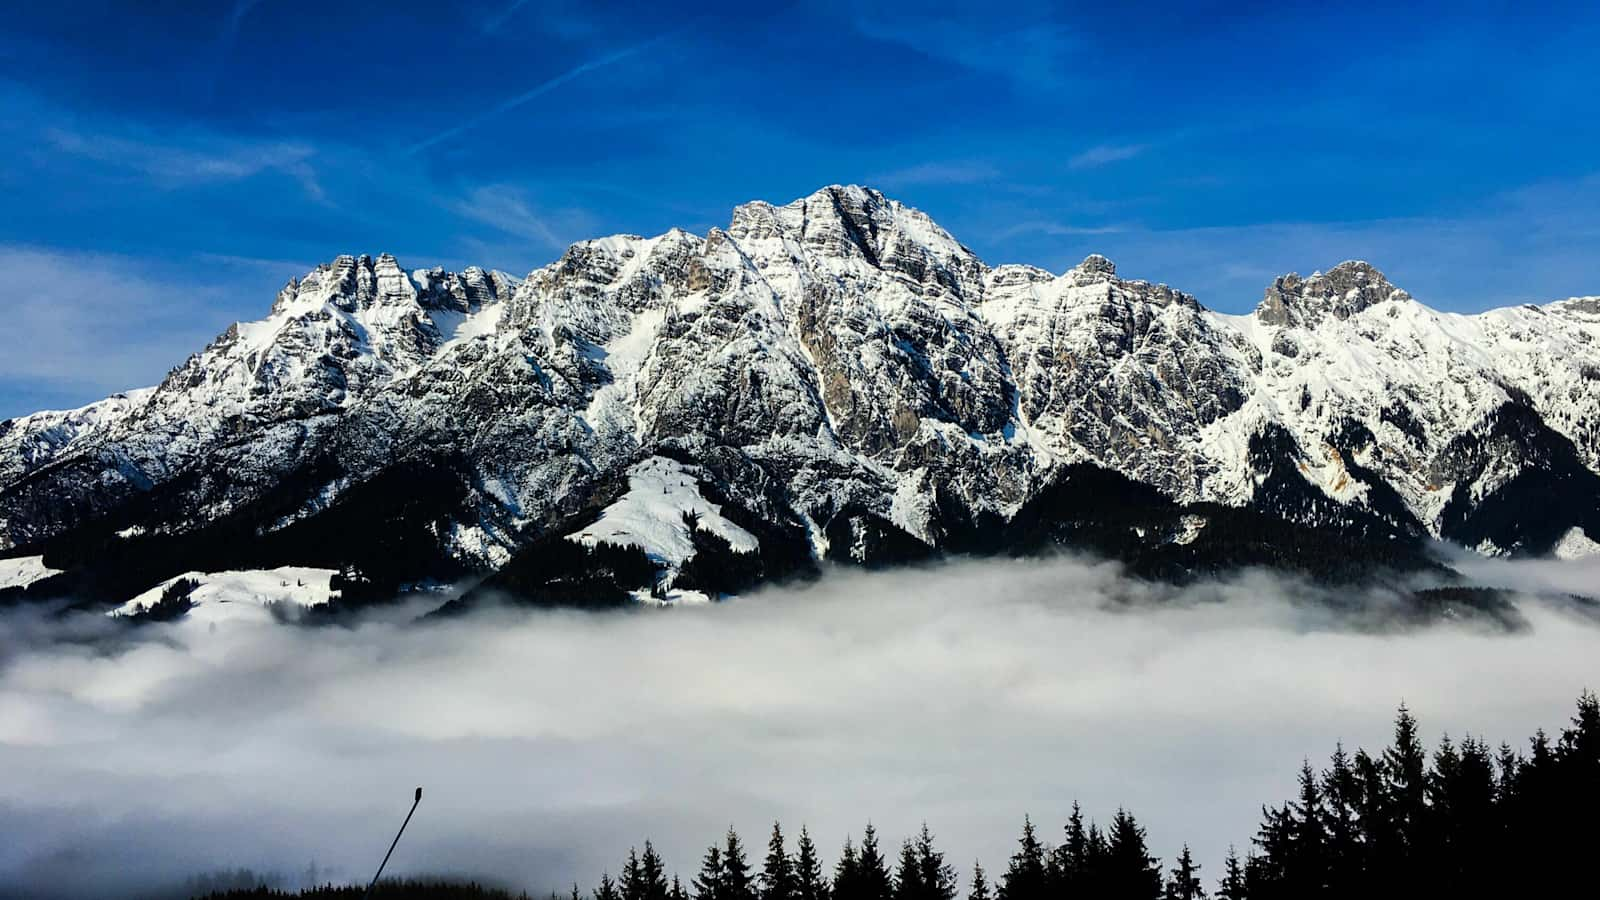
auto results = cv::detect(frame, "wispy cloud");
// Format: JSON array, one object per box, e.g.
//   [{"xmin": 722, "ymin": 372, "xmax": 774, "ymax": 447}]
[
  {"xmin": 406, "ymin": 28, "xmax": 686, "ymax": 156},
  {"xmin": 994, "ymin": 220, "xmax": 1130, "ymax": 240},
  {"xmin": 450, "ymin": 185, "xmax": 594, "ymax": 250},
  {"xmin": 44, "ymin": 128, "xmax": 323, "ymax": 199},
  {"xmin": 206, "ymin": 0, "xmax": 268, "ymax": 102},
  {"xmin": 481, "ymin": 0, "xmax": 534, "ymax": 33},
  {"xmin": 854, "ymin": 13, "xmax": 1074, "ymax": 90},
  {"xmin": 0, "ymin": 245, "xmax": 294, "ymax": 418},
  {"xmin": 1026, "ymin": 172, "xmax": 1600, "ymax": 313},
  {"xmin": 869, "ymin": 161, "xmax": 1000, "ymax": 189},
  {"xmin": 1067, "ymin": 142, "xmax": 1148, "ymax": 169}
]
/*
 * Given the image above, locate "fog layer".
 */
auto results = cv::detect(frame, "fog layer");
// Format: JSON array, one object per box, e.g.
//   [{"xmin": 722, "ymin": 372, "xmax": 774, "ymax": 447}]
[{"xmin": 2, "ymin": 554, "xmax": 1597, "ymax": 898}]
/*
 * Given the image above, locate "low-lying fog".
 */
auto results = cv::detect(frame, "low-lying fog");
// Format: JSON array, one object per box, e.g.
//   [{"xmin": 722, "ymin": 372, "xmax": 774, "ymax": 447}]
[{"xmin": 2, "ymin": 553, "xmax": 1597, "ymax": 899}]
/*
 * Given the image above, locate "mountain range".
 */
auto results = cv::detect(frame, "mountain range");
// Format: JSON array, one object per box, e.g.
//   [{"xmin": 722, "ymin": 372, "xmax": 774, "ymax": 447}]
[{"xmin": 3, "ymin": 185, "xmax": 1598, "ymax": 609}]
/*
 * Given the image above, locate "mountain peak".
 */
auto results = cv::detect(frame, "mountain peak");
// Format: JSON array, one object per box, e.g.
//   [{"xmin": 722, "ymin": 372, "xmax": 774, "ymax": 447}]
[
  {"xmin": 1255, "ymin": 259, "xmax": 1412, "ymax": 327},
  {"xmin": 1065, "ymin": 253, "xmax": 1116, "ymax": 282}
]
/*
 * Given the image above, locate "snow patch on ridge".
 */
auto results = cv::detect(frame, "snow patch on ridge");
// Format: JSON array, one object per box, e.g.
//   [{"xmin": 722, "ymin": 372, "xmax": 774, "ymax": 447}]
[
  {"xmin": 0, "ymin": 555, "xmax": 61, "ymax": 590},
  {"xmin": 112, "ymin": 567, "xmax": 340, "ymax": 624},
  {"xmin": 568, "ymin": 457, "xmax": 758, "ymax": 566},
  {"xmin": 1553, "ymin": 527, "xmax": 1600, "ymax": 560}
]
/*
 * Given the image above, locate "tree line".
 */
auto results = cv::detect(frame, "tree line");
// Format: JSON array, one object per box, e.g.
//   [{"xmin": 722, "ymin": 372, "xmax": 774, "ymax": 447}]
[
  {"xmin": 198, "ymin": 692, "xmax": 1599, "ymax": 899},
  {"xmin": 571, "ymin": 692, "xmax": 1599, "ymax": 900}
]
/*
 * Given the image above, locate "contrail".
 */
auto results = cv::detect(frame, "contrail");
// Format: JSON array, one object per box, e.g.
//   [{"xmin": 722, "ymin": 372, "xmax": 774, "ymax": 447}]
[
  {"xmin": 405, "ymin": 28, "xmax": 685, "ymax": 156},
  {"xmin": 482, "ymin": 0, "xmax": 534, "ymax": 34}
]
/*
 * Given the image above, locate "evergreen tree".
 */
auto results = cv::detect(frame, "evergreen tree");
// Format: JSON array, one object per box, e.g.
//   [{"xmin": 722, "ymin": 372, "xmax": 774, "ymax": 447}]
[
  {"xmin": 1215, "ymin": 847, "xmax": 1247, "ymax": 900},
  {"xmin": 1319, "ymin": 744, "xmax": 1362, "ymax": 896},
  {"xmin": 1104, "ymin": 809, "xmax": 1162, "ymax": 900},
  {"xmin": 913, "ymin": 825, "xmax": 956, "ymax": 900},
  {"xmin": 694, "ymin": 845, "xmax": 724, "ymax": 900},
  {"xmin": 1452, "ymin": 737, "xmax": 1498, "ymax": 890},
  {"xmin": 641, "ymin": 842, "xmax": 671, "ymax": 900},
  {"xmin": 1084, "ymin": 822, "xmax": 1110, "ymax": 897},
  {"xmin": 762, "ymin": 823, "xmax": 798, "ymax": 900},
  {"xmin": 832, "ymin": 838, "xmax": 860, "ymax": 900},
  {"xmin": 1057, "ymin": 802, "xmax": 1088, "ymax": 893},
  {"xmin": 1247, "ymin": 805, "xmax": 1292, "ymax": 897},
  {"xmin": 1384, "ymin": 705, "xmax": 1428, "ymax": 851},
  {"xmin": 1285, "ymin": 761, "xmax": 1328, "ymax": 896},
  {"xmin": 1563, "ymin": 689, "xmax": 1600, "ymax": 768},
  {"xmin": 855, "ymin": 825, "xmax": 894, "ymax": 900},
  {"xmin": 624, "ymin": 849, "xmax": 644, "ymax": 900},
  {"xmin": 723, "ymin": 828, "xmax": 758, "ymax": 900},
  {"xmin": 1164, "ymin": 845, "xmax": 1204, "ymax": 900},
  {"xmin": 996, "ymin": 817, "xmax": 1047, "ymax": 900},
  {"xmin": 672, "ymin": 877, "xmax": 689, "ymax": 900},
  {"xmin": 1350, "ymin": 747, "xmax": 1392, "ymax": 891},
  {"xmin": 894, "ymin": 841, "xmax": 924, "ymax": 900},
  {"xmin": 967, "ymin": 863, "xmax": 990, "ymax": 900},
  {"xmin": 1494, "ymin": 741, "xmax": 1521, "ymax": 806},
  {"xmin": 795, "ymin": 826, "xmax": 830, "ymax": 900},
  {"xmin": 597, "ymin": 873, "xmax": 621, "ymax": 900}
]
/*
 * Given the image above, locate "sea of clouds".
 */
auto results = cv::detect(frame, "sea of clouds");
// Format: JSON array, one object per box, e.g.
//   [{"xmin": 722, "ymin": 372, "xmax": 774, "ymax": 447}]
[{"xmin": 2, "ymin": 552, "xmax": 1597, "ymax": 898}]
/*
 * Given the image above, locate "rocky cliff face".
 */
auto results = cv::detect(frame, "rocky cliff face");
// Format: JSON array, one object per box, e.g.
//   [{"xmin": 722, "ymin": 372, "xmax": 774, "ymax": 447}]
[{"xmin": 3, "ymin": 186, "xmax": 1597, "ymax": 605}]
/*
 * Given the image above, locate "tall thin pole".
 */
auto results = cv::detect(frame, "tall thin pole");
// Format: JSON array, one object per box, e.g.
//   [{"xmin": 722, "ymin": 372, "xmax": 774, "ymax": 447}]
[{"xmin": 365, "ymin": 787, "xmax": 423, "ymax": 900}]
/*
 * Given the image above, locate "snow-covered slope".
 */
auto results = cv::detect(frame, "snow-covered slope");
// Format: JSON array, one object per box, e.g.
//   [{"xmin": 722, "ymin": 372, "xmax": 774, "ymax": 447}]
[
  {"xmin": 0, "ymin": 554, "xmax": 61, "ymax": 590},
  {"xmin": 1553, "ymin": 527, "xmax": 1600, "ymax": 561},
  {"xmin": 569, "ymin": 456, "xmax": 759, "ymax": 567},
  {"xmin": 3, "ymin": 185, "xmax": 1597, "ymax": 607},
  {"xmin": 113, "ymin": 566, "xmax": 339, "ymax": 624}
]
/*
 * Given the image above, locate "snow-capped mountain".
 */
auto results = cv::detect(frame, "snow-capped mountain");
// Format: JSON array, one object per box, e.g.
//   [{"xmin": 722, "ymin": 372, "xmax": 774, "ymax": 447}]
[{"xmin": 3, "ymin": 186, "xmax": 1597, "ymax": 607}]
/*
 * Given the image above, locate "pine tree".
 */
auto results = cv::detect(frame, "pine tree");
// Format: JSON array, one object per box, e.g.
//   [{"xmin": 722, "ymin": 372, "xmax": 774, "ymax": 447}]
[
  {"xmin": 642, "ymin": 842, "xmax": 671, "ymax": 900},
  {"xmin": 694, "ymin": 845, "xmax": 724, "ymax": 900},
  {"xmin": 833, "ymin": 838, "xmax": 860, "ymax": 900},
  {"xmin": 1430, "ymin": 735, "xmax": 1500, "ymax": 893},
  {"xmin": 892, "ymin": 825, "xmax": 954, "ymax": 900},
  {"xmin": 855, "ymin": 825, "xmax": 894, "ymax": 900},
  {"xmin": 723, "ymin": 828, "xmax": 758, "ymax": 900},
  {"xmin": 672, "ymin": 877, "xmax": 689, "ymax": 900},
  {"xmin": 894, "ymin": 840, "xmax": 924, "ymax": 900},
  {"xmin": 795, "ymin": 826, "xmax": 830, "ymax": 900},
  {"xmin": 1385, "ymin": 705, "xmax": 1428, "ymax": 852},
  {"xmin": 1085, "ymin": 822, "xmax": 1110, "ymax": 897},
  {"xmin": 1286, "ymin": 761, "xmax": 1328, "ymax": 896},
  {"xmin": 597, "ymin": 873, "xmax": 622, "ymax": 900},
  {"xmin": 1057, "ymin": 802, "xmax": 1088, "ymax": 893},
  {"xmin": 968, "ymin": 863, "xmax": 990, "ymax": 900},
  {"xmin": 913, "ymin": 825, "xmax": 956, "ymax": 900},
  {"xmin": 1320, "ymin": 744, "xmax": 1362, "ymax": 895},
  {"xmin": 1564, "ymin": 689, "xmax": 1600, "ymax": 768},
  {"xmin": 996, "ymin": 817, "xmax": 1047, "ymax": 900},
  {"xmin": 624, "ymin": 849, "xmax": 644, "ymax": 900},
  {"xmin": 1351, "ymin": 747, "xmax": 1392, "ymax": 891},
  {"xmin": 1164, "ymin": 845, "xmax": 1204, "ymax": 900},
  {"xmin": 1248, "ymin": 804, "xmax": 1292, "ymax": 896},
  {"xmin": 1104, "ymin": 809, "xmax": 1162, "ymax": 900},
  {"xmin": 762, "ymin": 823, "xmax": 798, "ymax": 900},
  {"xmin": 1215, "ymin": 847, "xmax": 1246, "ymax": 900}
]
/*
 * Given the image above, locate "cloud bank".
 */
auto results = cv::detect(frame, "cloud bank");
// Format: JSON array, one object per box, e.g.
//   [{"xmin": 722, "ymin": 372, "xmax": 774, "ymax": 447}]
[{"xmin": 1, "ymin": 554, "xmax": 1596, "ymax": 898}]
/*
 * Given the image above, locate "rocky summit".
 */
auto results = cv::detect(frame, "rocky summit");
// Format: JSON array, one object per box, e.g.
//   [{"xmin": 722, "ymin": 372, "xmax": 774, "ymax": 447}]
[{"xmin": 3, "ymin": 186, "xmax": 1599, "ymax": 607}]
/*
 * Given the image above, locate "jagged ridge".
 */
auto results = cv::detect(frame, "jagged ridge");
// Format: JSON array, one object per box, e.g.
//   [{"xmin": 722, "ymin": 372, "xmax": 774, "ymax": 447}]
[{"xmin": 3, "ymin": 185, "xmax": 1598, "ymax": 606}]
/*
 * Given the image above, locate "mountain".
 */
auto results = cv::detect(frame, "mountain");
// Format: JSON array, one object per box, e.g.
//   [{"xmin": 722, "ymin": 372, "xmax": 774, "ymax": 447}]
[{"xmin": 3, "ymin": 186, "xmax": 1598, "ymax": 608}]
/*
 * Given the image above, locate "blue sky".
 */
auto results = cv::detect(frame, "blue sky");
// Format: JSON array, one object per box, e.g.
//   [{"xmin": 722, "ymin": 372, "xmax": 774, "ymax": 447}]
[{"xmin": 3, "ymin": 0, "xmax": 1599, "ymax": 418}]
